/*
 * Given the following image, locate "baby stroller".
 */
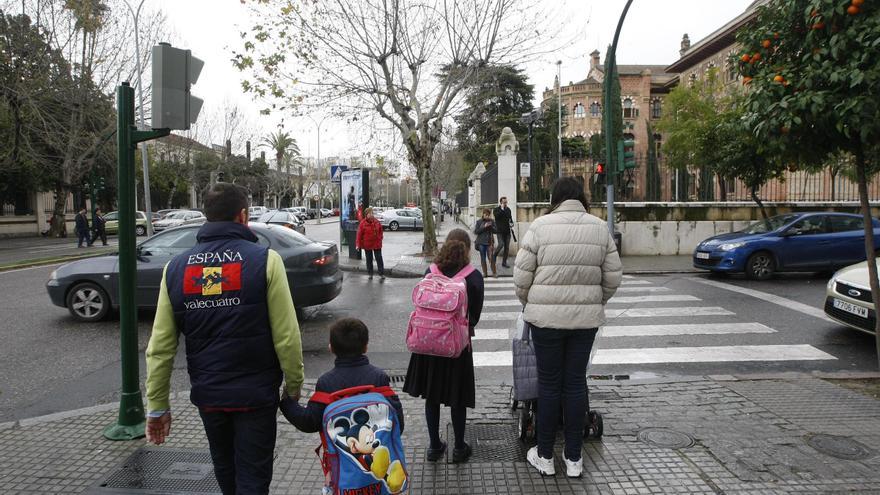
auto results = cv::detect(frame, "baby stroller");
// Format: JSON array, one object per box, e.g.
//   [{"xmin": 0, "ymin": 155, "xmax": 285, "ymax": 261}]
[{"xmin": 510, "ymin": 314, "xmax": 603, "ymax": 443}]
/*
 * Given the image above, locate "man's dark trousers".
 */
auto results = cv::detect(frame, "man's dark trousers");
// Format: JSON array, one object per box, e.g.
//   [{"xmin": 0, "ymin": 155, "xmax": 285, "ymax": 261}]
[
  {"xmin": 493, "ymin": 231, "xmax": 511, "ymax": 266},
  {"xmin": 199, "ymin": 406, "xmax": 277, "ymax": 495}
]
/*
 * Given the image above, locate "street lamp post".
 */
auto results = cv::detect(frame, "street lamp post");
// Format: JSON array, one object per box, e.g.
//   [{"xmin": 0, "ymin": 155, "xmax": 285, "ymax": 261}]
[
  {"xmin": 557, "ymin": 60, "xmax": 562, "ymax": 179},
  {"xmin": 306, "ymin": 115, "xmax": 330, "ymax": 224},
  {"xmin": 122, "ymin": 0, "xmax": 154, "ymax": 236}
]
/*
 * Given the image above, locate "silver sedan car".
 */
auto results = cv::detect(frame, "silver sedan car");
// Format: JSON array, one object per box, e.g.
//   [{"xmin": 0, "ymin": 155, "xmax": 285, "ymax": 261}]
[{"xmin": 378, "ymin": 209, "xmax": 423, "ymax": 231}]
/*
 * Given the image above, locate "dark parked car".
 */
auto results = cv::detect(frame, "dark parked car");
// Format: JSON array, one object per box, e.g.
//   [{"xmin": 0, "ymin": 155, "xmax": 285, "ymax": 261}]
[
  {"xmin": 257, "ymin": 210, "xmax": 306, "ymax": 235},
  {"xmin": 47, "ymin": 223, "xmax": 342, "ymax": 322},
  {"xmin": 693, "ymin": 212, "xmax": 880, "ymax": 280}
]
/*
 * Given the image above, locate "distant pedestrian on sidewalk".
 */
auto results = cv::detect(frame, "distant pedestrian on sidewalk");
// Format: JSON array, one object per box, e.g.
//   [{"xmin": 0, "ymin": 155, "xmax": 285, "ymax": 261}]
[
  {"xmin": 492, "ymin": 196, "xmax": 513, "ymax": 268},
  {"xmin": 514, "ymin": 177, "xmax": 622, "ymax": 478},
  {"xmin": 356, "ymin": 207, "xmax": 384, "ymax": 279},
  {"xmin": 473, "ymin": 209, "xmax": 497, "ymax": 278},
  {"xmin": 404, "ymin": 228, "xmax": 484, "ymax": 464},
  {"xmin": 90, "ymin": 208, "xmax": 107, "ymax": 246},
  {"xmin": 74, "ymin": 207, "xmax": 91, "ymax": 248},
  {"xmin": 145, "ymin": 183, "xmax": 304, "ymax": 495}
]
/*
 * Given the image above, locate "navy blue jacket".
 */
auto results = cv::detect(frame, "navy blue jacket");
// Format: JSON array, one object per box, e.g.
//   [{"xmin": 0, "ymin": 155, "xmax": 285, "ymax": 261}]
[
  {"xmin": 166, "ymin": 222, "xmax": 281, "ymax": 408},
  {"xmin": 74, "ymin": 213, "xmax": 89, "ymax": 233},
  {"xmin": 280, "ymin": 355, "xmax": 404, "ymax": 433}
]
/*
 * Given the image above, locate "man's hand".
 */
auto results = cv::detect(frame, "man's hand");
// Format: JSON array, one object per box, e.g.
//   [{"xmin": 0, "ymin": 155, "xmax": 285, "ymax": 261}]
[{"xmin": 146, "ymin": 412, "xmax": 172, "ymax": 445}]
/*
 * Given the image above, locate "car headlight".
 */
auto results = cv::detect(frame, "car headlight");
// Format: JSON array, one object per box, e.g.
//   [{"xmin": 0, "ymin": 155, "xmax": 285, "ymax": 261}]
[
  {"xmin": 718, "ymin": 242, "xmax": 746, "ymax": 251},
  {"xmin": 827, "ymin": 272, "xmax": 839, "ymax": 290},
  {"xmin": 49, "ymin": 270, "xmax": 57, "ymax": 280}
]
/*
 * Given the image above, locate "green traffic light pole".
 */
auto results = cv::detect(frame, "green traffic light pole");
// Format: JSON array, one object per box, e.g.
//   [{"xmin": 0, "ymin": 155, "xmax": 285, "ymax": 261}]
[
  {"xmin": 103, "ymin": 82, "xmax": 169, "ymax": 441},
  {"xmin": 603, "ymin": 0, "xmax": 634, "ymax": 237}
]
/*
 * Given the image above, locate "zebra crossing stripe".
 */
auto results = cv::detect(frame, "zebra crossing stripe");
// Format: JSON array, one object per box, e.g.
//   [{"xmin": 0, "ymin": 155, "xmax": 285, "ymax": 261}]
[
  {"xmin": 601, "ymin": 322, "xmax": 776, "ymax": 337},
  {"xmin": 622, "ymin": 280, "xmax": 652, "ymax": 286},
  {"xmin": 480, "ymin": 311, "xmax": 521, "ymax": 321},
  {"xmin": 472, "ymin": 329, "xmax": 510, "ymax": 340},
  {"xmin": 473, "ymin": 351, "xmax": 512, "ymax": 367},
  {"xmin": 482, "ymin": 299, "xmax": 523, "ymax": 307},
  {"xmin": 483, "ymin": 282, "xmax": 515, "ymax": 287},
  {"xmin": 591, "ymin": 344, "xmax": 836, "ymax": 364},
  {"xmin": 605, "ymin": 306, "xmax": 734, "ymax": 318},
  {"xmin": 622, "ymin": 275, "xmax": 635, "ymax": 279},
  {"xmin": 608, "ymin": 295, "xmax": 701, "ymax": 304},
  {"xmin": 615, "ymin": 286, "xmax": 672, "ymax": 293},
  {"xmin": 485, "ymin": 290, "xmax": 516, "ymax": 296}
]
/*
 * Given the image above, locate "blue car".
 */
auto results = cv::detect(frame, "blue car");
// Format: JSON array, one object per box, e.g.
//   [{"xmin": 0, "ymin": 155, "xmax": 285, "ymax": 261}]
[{"xmin": 693, "ymin": 212, "xmax": 880, "ymax": 280}]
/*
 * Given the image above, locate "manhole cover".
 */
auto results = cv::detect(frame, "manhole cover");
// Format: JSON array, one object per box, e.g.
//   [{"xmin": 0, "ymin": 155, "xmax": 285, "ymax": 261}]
[
  {"xmin": 637, "ymin": 428, "xmax": 695, "ymax": 450},
  {"xmin": 447, "ymin": 423, "xmax": 528, "ymax": 462},
  {"xmin": 806, "ymin": 434, "xmax": 873, "ymax": 461},
  {"xmin": 88, "ymin": 447, "xmax": 221, "ymax": 494}
]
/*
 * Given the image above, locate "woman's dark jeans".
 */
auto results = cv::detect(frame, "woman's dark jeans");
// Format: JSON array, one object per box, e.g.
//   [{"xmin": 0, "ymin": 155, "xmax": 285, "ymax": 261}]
[{"xmin": 531, "ymin": 325, "xmax": 598, "ymax": 461}]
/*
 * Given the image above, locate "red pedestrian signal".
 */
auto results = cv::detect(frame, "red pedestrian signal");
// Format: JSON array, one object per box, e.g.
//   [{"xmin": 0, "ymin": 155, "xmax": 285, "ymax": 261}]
[{"xmin": 596, "ymin": 163, "xmax": 605, "ymax": 174}]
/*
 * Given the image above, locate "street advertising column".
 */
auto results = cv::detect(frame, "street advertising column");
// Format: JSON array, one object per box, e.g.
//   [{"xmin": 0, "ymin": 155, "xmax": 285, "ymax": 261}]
[{"xmin": 340, "ymin": 168, "xmax": 370, "ymax": 259}]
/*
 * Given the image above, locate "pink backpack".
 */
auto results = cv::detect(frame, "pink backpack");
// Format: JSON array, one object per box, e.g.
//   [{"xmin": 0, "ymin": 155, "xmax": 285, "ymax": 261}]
[{"xmin": 406, "ymin": 263, "xmax": 475, "ymax": 358}]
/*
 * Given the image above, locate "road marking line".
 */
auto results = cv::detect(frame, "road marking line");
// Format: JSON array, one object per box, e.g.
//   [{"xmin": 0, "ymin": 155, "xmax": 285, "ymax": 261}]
[
  {"xmin": 482, "ymin": 299, "xmax": 523, "ymax": 307},
  {"xmin": 472, "ymin": 329, "xmax": 510, "ymax": 340},
  {"xmin": 622, "ymin": 280, "xmax": 652, "ymax": 286},
  {"xmin": 591, "ymin": 344, "xmax": 836, "ymax": 364},
  {"xmin": 608, "ymin": 295, "xmax": 701, "ymax": 304},
  {"xmin": 615, "ymin": 286, "xmax": 672, "ymax": 293},
  {"xmin": 473, "ymin": 351, "xmax": 512, "ymax": 367},
  {"xmin": 483, "ymin": 282, "xmax": 515, "ymax": 287},
  {"xmin": 480, "ymin": 311, "xmax": 521, "ymax": 321},
  {"xmin": 484, "ymin": 290, "xmax": 516, "ymax": 296},
  {"xmin": 605, "ymin": 306, "xmax": 734, "ymax": 318},
  {"xmin": 601, "ymin": 322, "xmax": 776, "ymax": 337},
  {"xmin": 693, "ymin": 278, "xmax": 834, "ymax": 323},
  {"xmin": 0, "ymin": 263, "xmax": 63, "ymax": 274},
  {"xmin": 623, "ymin": 275, "xmax": 635, "ymax": 279}
]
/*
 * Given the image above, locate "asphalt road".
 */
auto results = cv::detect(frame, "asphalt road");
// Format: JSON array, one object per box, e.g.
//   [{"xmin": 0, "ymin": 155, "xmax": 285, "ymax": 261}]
[{"xmin": 1, "ymin": 263, "xmax": 876, "ymax": 423}]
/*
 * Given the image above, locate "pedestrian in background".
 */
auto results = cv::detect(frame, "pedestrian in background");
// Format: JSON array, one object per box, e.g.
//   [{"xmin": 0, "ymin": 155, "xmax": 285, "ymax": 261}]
[
  {"xmin": 356, "ymin": 207, "xmax": 385, "ymax": 279},
  {"xmin": 90, "ymin": 208, "xmax": 107, "ymax": 246},
  {"xmin": 404, "ymin": 228, "xmax": 484, "ymax": 464},
  {"xmin": 145, "ymin": 183, "xmax": 304, "ymax": 494},
  {"xmin": 492, "ymin": 196, "xmax": 513, "ymax": 268},
  {"xmin": 74, "ymin": 207, "xmax": 91, "ymax": 248},
  {"xmin": 514, "ymin": 177, "xmax": 622, "ymax": 478},
  {"xmin": 473, "ymin": 208, "xmax": 497, "ymax": 278}
]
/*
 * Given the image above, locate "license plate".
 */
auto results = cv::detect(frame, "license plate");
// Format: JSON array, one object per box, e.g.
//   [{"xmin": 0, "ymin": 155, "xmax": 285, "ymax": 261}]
[
  {"xmin": 833, "ymin": 298, "xmax": 869, "ymax": 318},
  {"xmin": 696, "ymin": 252, "xmax": 710, "ymax": 260}
]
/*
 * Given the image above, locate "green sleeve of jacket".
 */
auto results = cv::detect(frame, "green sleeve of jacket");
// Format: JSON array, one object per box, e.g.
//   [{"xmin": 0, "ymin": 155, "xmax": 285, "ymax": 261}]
[
  {"xmin": 267, "ymin": 249, "xmax": 304, "ymax": 396},
  {"xmin": 145, "ymin": 265, "xmax": 179, "ymax": 412}
]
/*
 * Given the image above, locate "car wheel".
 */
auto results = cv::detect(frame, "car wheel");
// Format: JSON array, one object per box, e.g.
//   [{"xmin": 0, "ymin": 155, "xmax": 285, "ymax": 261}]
[
  {"xmin": 135, "ymin": 225, "xmax": 147, "ymax": 236},
  {"xmin": 66, "ymin": 282, "xmax": 110, "ymax": 322},
  {"xmin": 389, "ymin": 221, "xmax": 399, "ymax": 231},
  {"xmin": 745, "ymin": 251, "xmax": 775, "ymax": 280}
]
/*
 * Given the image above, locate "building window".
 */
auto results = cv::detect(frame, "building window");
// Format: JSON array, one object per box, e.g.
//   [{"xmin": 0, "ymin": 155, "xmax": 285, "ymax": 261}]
[
  {"xmin": 650, "ymin": 99, "xmax": 662, "ymax": 119},
  {"xmin": 574, "ymin": 103, "xmax": 585, "ymax": 118},
  {"xmin": 589, "ymin": 101, "xmax": 601, "ymax": 117},
  {"xmin": 653, "ymin": 133, "xmax": 662, "ymax": 158},
  {"xmin": 623, "ymin": 98, "xmax": 634, "ymax": 119},
  {"xmin": 688, "ymin": 73, "xmax": 697, "ymax": 87}
]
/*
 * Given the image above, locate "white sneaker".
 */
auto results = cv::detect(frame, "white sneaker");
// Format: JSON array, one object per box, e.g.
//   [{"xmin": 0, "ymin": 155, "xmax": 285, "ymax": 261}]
[
  {"xmin": 564, "ymin": 456, "xmax": 583, "ymax": 478},
  {"xmin": 527, "ymin": 446, "xmax": 555, "ymax": 476}
]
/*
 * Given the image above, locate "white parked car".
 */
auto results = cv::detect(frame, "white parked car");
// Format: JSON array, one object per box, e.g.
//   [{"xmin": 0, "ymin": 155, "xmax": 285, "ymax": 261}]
[
  {"xmin": 378, "ymin": 209, "xmax": 423, "ymax": 231},
  {"xmin": 249, "ymin": 206, "xmax": 270, "ymax": 218},
  {"xmin": 282, "ymin": 207, "xmax": 309, "ymax": 221},
  {"xmin": 825, "ymin": 260, "xmax": 877, "ymax": 335},
  {"xmin": 152, "ymin": 210, "xmax": 206, "ymax": 232}
]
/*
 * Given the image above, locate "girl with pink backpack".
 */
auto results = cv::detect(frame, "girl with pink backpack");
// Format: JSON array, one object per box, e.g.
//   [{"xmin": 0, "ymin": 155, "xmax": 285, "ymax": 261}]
[{"xmin": 403, "ymin": 228, "xmax": 484, "ymax": 464}]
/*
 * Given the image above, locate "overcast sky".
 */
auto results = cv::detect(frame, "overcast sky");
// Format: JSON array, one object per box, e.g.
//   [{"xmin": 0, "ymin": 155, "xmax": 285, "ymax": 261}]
[{"xmin": 151, "ymin": 0, "xmax": 753, "ymax": 162}]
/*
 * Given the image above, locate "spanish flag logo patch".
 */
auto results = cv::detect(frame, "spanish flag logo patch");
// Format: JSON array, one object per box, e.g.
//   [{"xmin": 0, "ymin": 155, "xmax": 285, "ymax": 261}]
[{"xmin": 184, "ymin": 263, "xmax": 242, "ymax": 296}]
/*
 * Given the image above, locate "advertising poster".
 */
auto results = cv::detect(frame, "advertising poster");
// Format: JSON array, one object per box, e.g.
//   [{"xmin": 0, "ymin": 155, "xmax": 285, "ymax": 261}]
[{"xmin": 340, "ymin": 169, "xmax": 363, "ymax": 223}]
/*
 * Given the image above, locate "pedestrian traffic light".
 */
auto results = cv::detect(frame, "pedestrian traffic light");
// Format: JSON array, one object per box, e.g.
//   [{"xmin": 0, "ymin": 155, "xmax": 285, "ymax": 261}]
[
  {"xmin": 618, "ymin": 138, "xmax": 636, "ymax": 171},
  {"xmin": 595, "ymin": 163, "xmax": 606, "ymax": 184},
  {"xmin": 151, "ymin": 43, "xmax": 204, "ymax": 130}
]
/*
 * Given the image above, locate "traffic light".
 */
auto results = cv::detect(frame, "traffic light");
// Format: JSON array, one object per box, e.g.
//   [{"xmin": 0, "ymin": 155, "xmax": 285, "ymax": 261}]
[
  {"xmin": 619, "ymin": 138, "xmax": 636, "ymax": 171},
  {"xmin": 595, "ymin": 163, "xmax": 606, "ymax": 184},
  {"xmin": 151, "ymin": 43, "xmax": 204, "ymax": 130},
  {"xmin": 98, "ymin": 177, "xmax": 106, "ymax": 191}
]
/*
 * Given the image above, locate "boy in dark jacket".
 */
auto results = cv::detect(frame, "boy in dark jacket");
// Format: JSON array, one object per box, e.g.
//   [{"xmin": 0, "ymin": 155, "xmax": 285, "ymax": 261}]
[{"xmin": 280, "ymin": 318, "xmax": 404, "ymax": 433}]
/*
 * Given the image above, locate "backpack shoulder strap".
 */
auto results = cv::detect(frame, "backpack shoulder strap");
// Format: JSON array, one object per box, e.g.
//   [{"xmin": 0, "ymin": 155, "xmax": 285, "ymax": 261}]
[
  {"xmin": 452, "ymin": 264, "xmax": 475, "ymax": 280},
  {"xmin": 310, "ymin": 384, "xmax": 381, "ymax": 405},
  {"xmin": 429, "ymin": 263, "xmax": 442, "ymax": 276}
]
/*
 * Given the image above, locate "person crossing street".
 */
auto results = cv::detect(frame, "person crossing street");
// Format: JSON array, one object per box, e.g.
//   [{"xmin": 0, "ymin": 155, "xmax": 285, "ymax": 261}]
[{"xmin": 492, "ymin": 196, "xmax": 513, "ymax": 268}]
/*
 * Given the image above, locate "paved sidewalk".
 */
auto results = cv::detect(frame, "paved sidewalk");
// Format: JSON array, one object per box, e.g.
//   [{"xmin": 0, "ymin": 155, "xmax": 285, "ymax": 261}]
[
  {"xmin": 338, "ymin": 217, "xmax": 697, "ymax": 278},
  {"xmin": 2, "ymin": 374, "xmax": 880, "ymax": 493},
  {"xmin": 0, "ymin": 235, "xmax": 118, "ymax": 269}
]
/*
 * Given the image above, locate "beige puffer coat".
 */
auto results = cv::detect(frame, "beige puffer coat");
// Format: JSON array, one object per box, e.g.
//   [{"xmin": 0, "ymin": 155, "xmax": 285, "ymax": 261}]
[{"xmin": 514, "ymin": 200, "xmax": 623, "ymax": 329}]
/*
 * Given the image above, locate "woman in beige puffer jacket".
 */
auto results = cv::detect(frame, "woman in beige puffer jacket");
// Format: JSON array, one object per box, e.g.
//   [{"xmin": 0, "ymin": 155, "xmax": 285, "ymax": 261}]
[{"xmin": 514, "ymin": 177, "xmax": 622, "ymax": 477}]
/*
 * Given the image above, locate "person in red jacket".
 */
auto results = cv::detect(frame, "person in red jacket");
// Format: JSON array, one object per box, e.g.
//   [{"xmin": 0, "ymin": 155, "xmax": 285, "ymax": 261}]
[{"xmin": 356, "ymin": 207, "xmax": 385, "ymax": 279}]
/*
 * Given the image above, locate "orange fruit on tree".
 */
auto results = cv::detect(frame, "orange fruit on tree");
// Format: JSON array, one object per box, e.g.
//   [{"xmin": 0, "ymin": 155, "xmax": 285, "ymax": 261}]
[
  {"xmin": 813, "ymin": 21, "xmax": 825, "ymax": 29},
  {"xmin": 773, "ymin": 74, "xmax": 784, "ymax": 83},
  {"xmin": 852, "ymin": 0, "xmax": 864, "ymax": 6},
  {"xmin": 741, "ymin": 53, "xmax": 751, "ymax": 62},
  {"xmin": 752, "ymin": 52, "xmax": 762, "ymax": 61},
  {"xmin": 847, "ymin": 5, "xmax": 860, "ymax": 14},
  {"xmin": 762, "ymin": 39, "xmax": 771, "ymax": 48}
]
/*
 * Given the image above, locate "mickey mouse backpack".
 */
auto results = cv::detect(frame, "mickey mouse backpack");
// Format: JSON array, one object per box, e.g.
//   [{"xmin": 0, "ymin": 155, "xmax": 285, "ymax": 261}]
[{"xmin": 310, "ymin": 385, "xmax": 408, "ymax": 495}]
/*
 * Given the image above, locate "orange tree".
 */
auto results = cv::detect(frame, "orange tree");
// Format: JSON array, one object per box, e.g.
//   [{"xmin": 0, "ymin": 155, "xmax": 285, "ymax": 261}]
[{"xmin": 735, "ymin": 0, "xmax": 880, "ymax": 350}]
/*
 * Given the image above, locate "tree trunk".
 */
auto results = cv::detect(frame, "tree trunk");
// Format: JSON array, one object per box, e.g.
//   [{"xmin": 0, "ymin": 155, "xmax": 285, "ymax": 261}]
[
  {"xmin": 417, "ymin": 164, "xmax": 438, "ymax": 256},
  {"xmin": 718, "ymin": 175, "xmax": 728, "ymax": 202},
  {"xmin": 49, "ymin": 184, "xmax": 69, "ymax": 238},
  {"xmin": 854, "ymin": 147, "xmax": 880, "ymax": 367},
  {"xmin": 750, "ymin": 186, "xmax": 769, "ymax": 223}
]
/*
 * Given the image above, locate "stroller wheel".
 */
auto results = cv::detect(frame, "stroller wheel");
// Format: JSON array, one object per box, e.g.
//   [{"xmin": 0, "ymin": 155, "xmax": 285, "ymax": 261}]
[
  {"xmin": 585, "ymin": 411, "xmax": 603, "ymax": 439},
  {"xmin": 509, "ymin": 389, "xmax": 518, "ymax": 411},
  {"xmin": 518, "ymin": 403, "xmax": 535, "ymax": 443}
]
